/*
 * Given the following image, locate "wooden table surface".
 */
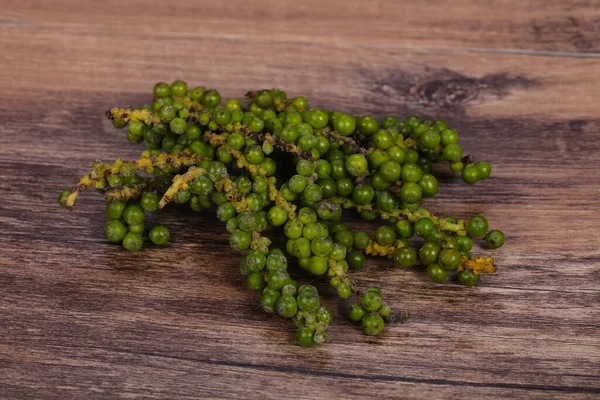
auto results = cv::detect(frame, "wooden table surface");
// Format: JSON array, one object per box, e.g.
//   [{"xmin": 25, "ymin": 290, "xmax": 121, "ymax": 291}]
[{"xmin": 1, "ymin": 1, "xmax": 599, "ymax": 399}]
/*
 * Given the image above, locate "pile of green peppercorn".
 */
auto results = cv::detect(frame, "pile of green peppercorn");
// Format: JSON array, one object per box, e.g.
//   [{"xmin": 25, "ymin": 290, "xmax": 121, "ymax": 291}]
[{"xmin": 59, "ymin": 81, "xmax": 505, "ymax": 346}]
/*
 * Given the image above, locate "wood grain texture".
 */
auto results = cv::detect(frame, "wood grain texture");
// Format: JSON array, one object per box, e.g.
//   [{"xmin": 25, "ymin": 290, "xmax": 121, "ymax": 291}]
[
  {"xmin": 3, "ymin": 0, "xmax": 600, "ymax": 54},
  {"xmin": 0, "ymin": 1, "xmax": 599, "ymax": 399}
]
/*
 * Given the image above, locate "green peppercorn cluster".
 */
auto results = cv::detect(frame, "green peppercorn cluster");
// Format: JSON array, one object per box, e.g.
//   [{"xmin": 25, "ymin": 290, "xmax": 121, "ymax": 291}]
[{"xmin": 59, "ymin": 81, "xmax": 506, "ymax": 346}]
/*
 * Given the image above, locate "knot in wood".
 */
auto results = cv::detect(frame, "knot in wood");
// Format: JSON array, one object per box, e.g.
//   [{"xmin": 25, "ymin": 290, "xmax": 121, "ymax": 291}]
[{"xmin": 413, "ymin": 78, "xmax": 478, "ymax": 109}]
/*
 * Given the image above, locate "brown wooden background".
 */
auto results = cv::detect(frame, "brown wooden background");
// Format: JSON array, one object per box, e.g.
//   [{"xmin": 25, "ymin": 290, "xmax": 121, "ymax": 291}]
[{"xmin": 1, "ymin": 1, "xmax": 599, "ymax": 399}]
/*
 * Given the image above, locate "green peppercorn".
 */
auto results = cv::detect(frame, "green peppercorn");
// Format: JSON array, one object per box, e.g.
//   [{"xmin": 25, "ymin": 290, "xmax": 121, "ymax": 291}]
[
  {"xmin": 267, "ymin": 251, "xmax": 288, "ymax": 271},
  {"xmin": 140, "ymin": 192, "xmax": 159, "ymax": 212},
  {"xmin": 400, "ymin": 163, "xmax": 422, "ymax": 182},
  {"xmin": 252, "ymin": 176, "xmax": 268, "ymax": 194},
  {"xmin": 122, "ymin": 232, "xmax": 143, "ymax": 252},
  {"xmin": 334, "ymin": 230, "xmax": 354, "ymax": 249},
  {"xmin": 276, "ymin": 295, "xmax": 298, "ymax": 318},
  {"xmin": 354, "ymin": 231, "xmax": 370, "ymax": 251},
  {"xmin": 244, "ymin": 145, "xmax": 265, "ymax": 165},
  {"xmin": 395, "ymin": 220, "xmax": 414, "ymax": 238},
  {"xmin": 280, "ymin": 284, "xmax": 296, "ymax": 297},
  {"xmin": 292, "ymin": 237, "xmax": 311, "ymax": 259},
  {"xmin": 362, "ymin": 312, "xmax": 385, "ymax": 335},
  {"xmin": 128, "ymin": 223, "xmax": 144, "ymax": 234},
  {"xmin": 419, "ymin": 242, "xmax": 441, "ymax": 265},
  {"xmin": 214, "ymin": 108, "xmax": 231, "ymax": 126},
  {"xmin": 458, "ymin": 270, "xmax": 480, "ymax": 286},
  {"xmin": 462, "ymin": 164, "xmax": 481, "ymax": 185},
  {"xmin": 227, "ymin": 132, "xmax": 245, "ymax": 149},
  {"xmin": 379, "ymin": 160, "xmax": 402, "ymax": 183},
  {"xmin": 457, "ymin": 236, "xmax": 473, "ymax": 252},
  {"xmin": 297, "ymin": 327, "xmax": 316, "ymax": 347},
  {"xmin": 399, "ymin": 182, "xmax": 422, "ymax": 204},
  {"xmin": 249, "ymin": 117, "xmax": 265, "ymax": 133},
  {"xmin": 372, "ymin": 129, "xmax": 393, "ymax": 150},
  {"xmin": 284, "ymin": 219, "xmax": 304, "ymax": 239},
  {"xmin": 440, "ymin": 129, "xmax": 458, "ymax": 144},
  {"xmin": 313, "ymin": 160, "xmax": 329, "ymax": 179},
  {"xmin": 267, "ymin": 270, "xmax": 291, "ymax": 290},
  {"xmin": 190, "ymin": 175, "xmax": 214, "ymax": 196},
  {"xmin": 419, "ymin": 174, "xmax": 439, "ymax": 197},
  {"xmin": 244, "ymin": 250, "xmax": 266, "ymax": 273},
  {"xmin": 304, "ymin": 108, "xmax": 327, "ymax": 129},
  {"xmin": 246, "ymin": 193, "xmax": 264, "ymax": 211},
  {"xmin": 336, "ymin": 178, "xmax": 354, "ymax": 197},
  {"xmin": 336, "ymin": 283, "xmax": 352, "ymax": 299},
  {"xmin": 235, "ymin": 176, "xmax": 252, "ymax": 195},
  {"xmin": 127, "ymin": 120, "xmax": 145, "ymax": 143},
  {"xmin": 367, "ymin": 149, "xmax": 389, "ymax": 170},
  {"xmin": 361, "ymin": 288, "xmax": 383, "ymax": 311},
  {"xmin": 316, "ymin": 201, "xmax": 341, "ymax": 221},
  {"xmin": 188, "ymin": 86, "xmax": 205, "ymax": 102},
  {"xmin": 261, "ymin": 289, "xmax": 281, "ymax": 313},
  {"xmin": 348, "ymin": 303, "xmax": 368, "ymax": 322},
  {"xmin": 485, "ymin": 230, "xmax": 505, "ymax": 249},
  {"xmin": 467, "ymin": 216, "xmax": 489, "ymax": 238},
  {"xmin": 424, "ymin": 230, "xmax": 444, "ymax": 245},
  {"xmin": 297, "ymin": 135, "xmax": 316, "ymax": 151},
  {"xmin": 450, "ymin": 161, "xmax": 464, "ymax": 172},
  {"xmin": 394, "ymin": 247, "xmax": 417, "ymax": 268},
  {"xmin": 107, "ymin": 175, "xmax": 122, "ymax": 188},
  {"xmin": 376, "ymin": 191, "xmax": 400, "ymax": 212},
  {"xmin": 333, "ymin": 113, "xmax": 356, "ymax": 135},
  {"xmin": 287, "ymin": 175, "xmax": 306, "ymax": 194},
  {"xmin": 153, "ymin": 82, "xmax": 171, "ymax": 98},
  {"xmin": 105, "ymin": 220, "xmax": 127, "ymax": 243},
  {"xmin": 106, "ymin": 201, "xmax": 126, "ymax": 220},
  {"xmin": 230, "ymin": 229, "xmax": 251, "ymax": 250},
  {"xmin": 375, "ymin": 226, "xmax": 396, "ymax": 246},
  {"xmin": 201, "ymin": 90, "xmax": 221, "ymax": 108},
  {"xmin": 225, "ymin": 98, "xmax": 242, "ymax": 111},
  {"xmin": 206, "ymin": 161, "xmax": 228, "ymax": 183},
  {"xmin": 427, "ymin": 263, "xmax": 448, "ymax": 282},
  {"xmin": 302, "ymin": 223, "xmax": 320, "ymax": 240},
  {"xmin": 174, "ymin": 189, "xmax": 191, "ymax": 204},
  {"xmin": 379, "ymin": 304, "xmax": 392, "ymax": 317},
  {"xmin": 316, "ymin": 307, "xmax": 333, "ymax": 324},
  {"xmin": 441, "ymin": 143, "xmax": 462, "ymax": 162},
  {"xmin": 298, "ymin": 207, "xmax": 317, "ymax": 225},
  {"xmin": 345, "ymin": 154, "xmax": 368, "ymax": 177},
  {"xmin": 149, "ymin": 224, "xmax": 170, "ymax": 245},
  {"xmin": 311, "ymin": 235, "xmax": 333, "ymax": 257},
  {"xmin": 123, "ymin": 204, "xmax": 144, "ymax": 225},
  {"xmin": 420, "ymin": 129, "xmax": 441, "ymax": 149},
  {"xmin": 267, "ymin": 206, "xmax": 288, "ymax": 227},
  {"xmin": 312, "ymin": 180, "xmax": 332, "ymax": 200},
  {"xmin": 308, "ymin": 256, "xmax": 328, "ymax": 275},
  {"xmin": 476, "ymin": 161, "xmax": 492, "ymax": 179},
  {"xmin": 352, "ymin": 184, "xmax": 375, "ymax": 204},
  {"xmin": 330, "ymin": 159, "xmax": 346, "ymax": 180},
  {"xmin": 247, "ymin": 272, "xmax": 266, "ymax": 292},
  {"xmin": 158, "ymin": 105, "xmax": 176, "ymax": 123},
  {"xmin": 170, "ymin": 80, "xmax": 187, "ymax": 97},
  {"xmin": 438, "ymin": 248, "xmax": 462, "ymax": 271},
  {"xmin": 291, "ymin": 96, "xmax": 308, "ymax": 111},
  {"xmin": 350, "ymin": 115, "xmax": 374, "ymax": 135},
  {"xmin": 346, "ymin": 251, "xmax": 366, "ymax": 270},
  {"xmin": 414, "ymin": 218, "xmax": 435, "ymax": 238},
  {"xmin": 169, "ymin": 117, "xmax": 187, "ymax": 134}
]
